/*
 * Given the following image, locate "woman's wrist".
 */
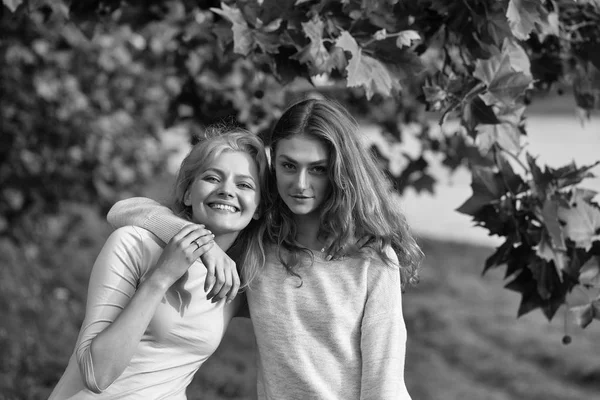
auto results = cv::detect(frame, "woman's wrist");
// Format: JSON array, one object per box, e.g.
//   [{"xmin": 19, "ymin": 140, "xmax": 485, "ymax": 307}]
[{"xmin": 143, "ymin": 269, "xmax": 174, "ymax": 293}]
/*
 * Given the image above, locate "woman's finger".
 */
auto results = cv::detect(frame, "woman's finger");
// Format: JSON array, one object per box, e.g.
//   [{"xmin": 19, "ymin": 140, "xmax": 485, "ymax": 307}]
[
  {"xmin": 207, "ymin": 264, "xmax": 228, "ymax": 302},
  {"xmin": 180, "ymin": 226, "xmax": 213, "ymax": 248},
  {"xmin": 225, "ymin": 266, "xmax": 240, "ymax": 304},
  {"xmin": 192, "ymin": 239, "xmax": 214, "ymax": 258},
  {"xmin": 203, "ymin": 257, "xmax": 216, "ymax": 293},
  {"xmin": 188, "ymin": 232, "xmax": 215, "ymax": 251},
  {"xmin": 213, "ymin": 272, "xmax": 232, "ymax": 303},
  {"xmin": 172, "ymin": 224, "xmax": 200, "ymax": 243}
]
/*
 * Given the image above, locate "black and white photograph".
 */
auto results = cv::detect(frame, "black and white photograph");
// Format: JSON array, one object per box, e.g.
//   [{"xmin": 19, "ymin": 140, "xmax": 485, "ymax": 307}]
[{"xmin": 1, "ymin": 1, "xmax": 599, "ymax": 399}]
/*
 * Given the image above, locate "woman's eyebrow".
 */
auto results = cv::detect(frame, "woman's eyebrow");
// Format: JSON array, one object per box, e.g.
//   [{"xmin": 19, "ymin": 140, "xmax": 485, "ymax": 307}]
[
  {"xmin": 278, "ymin": 155, "xmax": 328, "ymax": 165},
  {"xmin": 204, "ymin": 167, "xmax": 256, "ymax": 183}
]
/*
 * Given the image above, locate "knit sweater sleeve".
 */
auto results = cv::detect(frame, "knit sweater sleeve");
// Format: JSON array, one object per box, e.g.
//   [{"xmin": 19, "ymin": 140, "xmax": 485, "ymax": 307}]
[
  {"xmin": 107, "ymin": 197, "xmax": 189, "ymax": 245},
  {"xmin": 360, "ymin": 256, "xmax": 411, "ymax": 400}
]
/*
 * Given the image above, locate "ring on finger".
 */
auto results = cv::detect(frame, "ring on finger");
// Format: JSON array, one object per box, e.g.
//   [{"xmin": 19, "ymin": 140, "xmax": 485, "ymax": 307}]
[{"xmin": 192, "ymin": 240, "xmax": 200, "ymax": 250}]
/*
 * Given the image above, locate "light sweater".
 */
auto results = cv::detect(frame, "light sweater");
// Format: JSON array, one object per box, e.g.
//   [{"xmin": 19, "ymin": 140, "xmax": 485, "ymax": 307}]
[
  {"xmin": 107, "ymin": 198, "xmax": 412, "ymax": 400},
  {"xmin": 49, "ymin": 226, "xmax": 237, "ymax": 399}
]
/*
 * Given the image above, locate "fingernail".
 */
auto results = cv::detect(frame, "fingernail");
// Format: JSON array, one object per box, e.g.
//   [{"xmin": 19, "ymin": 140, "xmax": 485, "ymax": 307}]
[{"xmin": 326, "ymin": 255, "xmax": 332, "ymax": 261}]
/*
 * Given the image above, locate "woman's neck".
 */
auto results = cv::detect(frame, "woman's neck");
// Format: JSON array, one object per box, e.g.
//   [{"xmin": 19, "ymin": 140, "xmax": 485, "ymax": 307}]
[
  {"xmin": 213, "ymin": 231, "xmax": 239, "ymax": 252},
  {"xmin": 293, "ymin": 213, "xmax": 324, "ymax": 251}
]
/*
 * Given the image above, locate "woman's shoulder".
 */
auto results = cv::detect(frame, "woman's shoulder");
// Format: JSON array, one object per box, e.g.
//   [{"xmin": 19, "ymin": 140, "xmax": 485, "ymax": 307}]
[
  {"xmin": 355, "ymin": 245, "xmax": 400, "ymax": 270},
  {"xmin": 100, "ymin": 226, "xmax": 164, "ymax": 275}
]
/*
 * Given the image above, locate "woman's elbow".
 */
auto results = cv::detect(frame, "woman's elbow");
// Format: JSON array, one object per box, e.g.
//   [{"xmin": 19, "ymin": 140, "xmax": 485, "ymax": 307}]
[
  {"xmin": 84, "ymin": 380, "xmax": 104, "ymax": 394},
  {"xmin": 78, "ymin": 368, "xmax": 107, "ymax": 394},
  {"xmin": 82, "ymin": 367, "xmax": 117, "ymax": 394},
  {"xmin": 77, "ymin": 347, "xmax": 112, "ymax": 393}
]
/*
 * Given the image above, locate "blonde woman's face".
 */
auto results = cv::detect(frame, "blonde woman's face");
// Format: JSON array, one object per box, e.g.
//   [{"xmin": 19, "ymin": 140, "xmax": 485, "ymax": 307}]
[
  {"xmin": 184, "ymin": 151, "xmax": 260, "ymax": 235},
  {"xmin": 274, "ymin": 134, "xmax": 330, "ymax": 218}
]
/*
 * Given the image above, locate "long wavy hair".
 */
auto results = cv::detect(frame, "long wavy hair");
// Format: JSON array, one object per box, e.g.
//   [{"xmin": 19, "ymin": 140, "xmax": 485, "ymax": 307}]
[
  {"xmin": 171, "ymin": 126, "xmax": 269, "ymax": 289},
  {"xmin": 263, "ymin": 98, "xmax": 422, "ymax": 288}
]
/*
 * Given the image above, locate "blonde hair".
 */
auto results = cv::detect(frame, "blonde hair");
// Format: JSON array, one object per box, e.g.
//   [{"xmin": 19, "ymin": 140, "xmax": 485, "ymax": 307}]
[
  {"xmin": 264, "ymin": 98, "xmax": 422, "ymax": 288},
  {"xmin": 172, "ymin": 126, "xmax": 269, "ymax": 288}
]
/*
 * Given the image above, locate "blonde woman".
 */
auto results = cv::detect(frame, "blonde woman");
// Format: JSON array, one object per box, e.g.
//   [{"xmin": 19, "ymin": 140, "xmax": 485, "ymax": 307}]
[{"xmin": 50, "ymin": 128, "xmax": 268, "ymax": 399}]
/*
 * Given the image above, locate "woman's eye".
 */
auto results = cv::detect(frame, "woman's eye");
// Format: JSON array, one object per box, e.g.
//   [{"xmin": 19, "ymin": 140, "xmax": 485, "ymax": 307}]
[
  {"xmin": 204, "ymin": 176, "xmax": 219, "ymax": 183},
  {"xmin": 312, "ymin": 166, "xmax": 327, "ymax": 174},
  {"xmin": 238, "ymin": 182, "xmax": 254, "ymax": 190},
  {"xmin": 281, "ymin": 162, "xmax": 295, "ymax": 170}
]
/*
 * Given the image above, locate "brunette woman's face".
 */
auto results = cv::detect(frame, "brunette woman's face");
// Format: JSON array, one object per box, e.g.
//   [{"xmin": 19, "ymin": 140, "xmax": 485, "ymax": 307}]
[
  {"xmin": 184, "ymin": 151, "xmax": 260, "ymax": 236},
  {"xmin": 273, "ymin": 134, "xmax": 331, "ymax": 218}
]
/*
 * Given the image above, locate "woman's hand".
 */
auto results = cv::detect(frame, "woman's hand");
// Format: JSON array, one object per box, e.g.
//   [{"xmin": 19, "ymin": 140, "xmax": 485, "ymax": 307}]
[
  {"xmin": 200, "ymin": 245, "xmax": 240, "ymax": 304},
  {"xmin": 325, "ymin": 235, "xmax": 372, "ymax": 260},
  {"xmin": 150, "ymin": 224, "xmax": 214, "ymax": 287}
]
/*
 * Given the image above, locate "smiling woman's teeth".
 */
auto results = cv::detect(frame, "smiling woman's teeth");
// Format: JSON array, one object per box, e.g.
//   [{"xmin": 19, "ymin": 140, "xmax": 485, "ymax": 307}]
[{"xmin": 210, "ymin": 204, "xmax": 237, "ymax": 212}]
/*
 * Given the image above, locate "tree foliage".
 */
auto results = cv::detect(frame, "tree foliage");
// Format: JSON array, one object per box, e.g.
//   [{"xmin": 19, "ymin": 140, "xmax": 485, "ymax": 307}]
[{"xmin": 2, "ymin": 0, "xmax": 600, "ymax": 330}]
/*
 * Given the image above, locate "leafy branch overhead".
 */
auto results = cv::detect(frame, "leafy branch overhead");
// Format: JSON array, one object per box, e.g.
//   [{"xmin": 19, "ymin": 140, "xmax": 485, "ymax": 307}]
[{"xmin": 3, "ymin": 0, "xmax": 600, "ymax": 331}]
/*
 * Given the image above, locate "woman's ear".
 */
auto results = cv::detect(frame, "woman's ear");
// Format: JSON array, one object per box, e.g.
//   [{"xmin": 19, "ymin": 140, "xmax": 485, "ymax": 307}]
[
  {"xmin": 183, "ymin": 189, "xmax": 191, "ymax": 206},
  {"xmin": 253, "ymin": 208, "xmax": 261, "ymax": 220}
]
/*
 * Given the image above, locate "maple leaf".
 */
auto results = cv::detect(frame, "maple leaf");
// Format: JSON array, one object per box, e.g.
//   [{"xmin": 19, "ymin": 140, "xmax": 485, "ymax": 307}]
[
  {"xmin": 260, "ymin": 0, "xmax": 296, "ymax": 25},
  {"xmin": 211, "ymin": 4, "xmax": 254, "ymax": 55},
  {"xmin": 474, "ymin": 39, "xmax": 533, "ymax": 106},
  {"xmin": 506, "ymin": 0, "xmax": 547, "ymax": 41},
  {"xmin": 412, "ymin": 174, "xmax": 436, "ymax": 194},
  {"xmin": 335, "ymin": 30, "xmax": 393, "ymax": 99},
  {"xmin": 292, "ymin": 17, "xmax": 334, "ymax": 74},
  {"xmin": 496, "ymin": 152, "xmax": 526, "ymax": 194},
  {"xmin": 257, "ymin": 18, "xmax": 282, "ymax": 33},
  {"xmin": 525, "ymin": 153, "xmax": 553, "ymax": 200},
  {"xmin": 3, "ymin": 0, "xmax": 23, "ymax": 12},
  {"xmin": 484, "ymin": 11, "xmax": 513, "ymax": 47},
  {"xmin": 594, "ymin": 298, "xmax": 600, "ymax": 322},
  {"xmin": 505, "ymin": 268, "xmax": 542, "ymax": 317},
  {"xmin": 579, "ymin": 256, "xmax": 600, "ymax": 287},
  {"xmin": 395, "ymin": 30, "xmax": 420, "ymax": 48},
  {"xmin": 550, "ymin": 160, "xmax": 600, "ymax": 190},
  {"xmin": 254, "ymin": 31, "xmax": 281, "ymax": 54},
  {"xmin": 541, "ymin": 198, "xmax": 566, "ymax": 251},
  {"xmin": 528, "ymin": 256, "xmax": 563, "ymax": 301},
  {"xmin": 570, "ymin": 303, "xmax": 595, "ymax": 328},
  {"xmin": 462, "ymin": 96, "xmax": 500, "ymax": 135},
  {"xmin": 457, "ymin": 166, "xmax": 505, "ymax": 216},
  {"xmin": 503, "ymin": 245, "xmax": 530, "ymax": 279},
  {"xmin": 557, "ymin": 192, "xmax": 600, "ymax": 251},
  {"xmin": 534, "ymin": 233, "xmax": 567, "ymax": 279},
  {"xmin": 485, "ymin": 239, "xmax": 513, "ymax": 273},
  {"xmin": 506, "ymin": 263, "xmax": 564, "ymax": 320},
  {"xmin": 475, "ymin": 105, "xmax": 524, "ymax": 155}
]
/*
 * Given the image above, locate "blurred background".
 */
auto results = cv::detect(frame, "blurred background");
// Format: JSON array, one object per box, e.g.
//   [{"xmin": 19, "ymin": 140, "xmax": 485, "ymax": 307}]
[{"xmin": 2, "ymin": 1, "xmax": 600, "ymax": 399}]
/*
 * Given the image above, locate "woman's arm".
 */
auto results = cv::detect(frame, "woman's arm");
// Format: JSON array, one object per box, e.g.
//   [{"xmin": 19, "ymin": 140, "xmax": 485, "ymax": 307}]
[
  {"xmin": 107, "ymin": 198, "xmax": 184, "ymax": 245},
  {"xmin": 76, "ymin": 225, "xmax": 213, "ymax": 392},
  {"xmin": 359, "ymin": 255, "xmax": 412, "ymax": 400},
  {"xmin": 107, "ymin": 197, "xmax": 240, "ymax": 303}
]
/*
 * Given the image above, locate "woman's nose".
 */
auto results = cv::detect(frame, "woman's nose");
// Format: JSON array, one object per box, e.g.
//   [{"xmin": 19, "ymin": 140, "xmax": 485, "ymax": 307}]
[
  {"xmin": 295, "ymin": 170, "xmax": 309, "ymax": 190},
  {"xmin": 218, "ymin": 179, "xmax": 235, "ymax": 197}
]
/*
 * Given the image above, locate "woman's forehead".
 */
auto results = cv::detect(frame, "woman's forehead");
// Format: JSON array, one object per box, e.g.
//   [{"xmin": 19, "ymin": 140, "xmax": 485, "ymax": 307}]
[
  {"xmin": 275, "ymin": 134, "xmax": 329, "ymax": 161},
  {"xmin": 202, "ymin": 150, "xmax": 259, "ymax": 178}
]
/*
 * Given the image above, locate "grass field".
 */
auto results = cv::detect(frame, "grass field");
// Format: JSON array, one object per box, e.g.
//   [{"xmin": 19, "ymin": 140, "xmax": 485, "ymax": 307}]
[{"xmin": 1, "ymin": 210, "xmax": 600, "ymax": 400}]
